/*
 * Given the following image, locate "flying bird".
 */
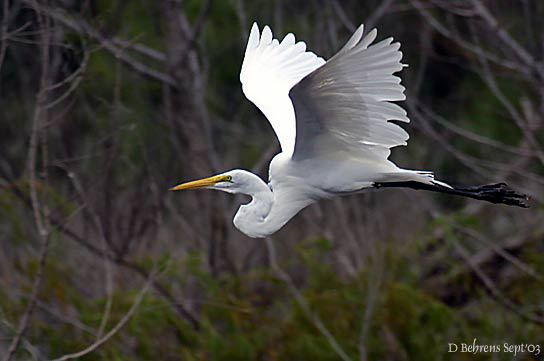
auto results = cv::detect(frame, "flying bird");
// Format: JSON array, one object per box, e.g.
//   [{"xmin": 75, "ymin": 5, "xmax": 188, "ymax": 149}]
[{"xmin": 171, "ymin": 23, "xmax": 528, "ymax": 238}]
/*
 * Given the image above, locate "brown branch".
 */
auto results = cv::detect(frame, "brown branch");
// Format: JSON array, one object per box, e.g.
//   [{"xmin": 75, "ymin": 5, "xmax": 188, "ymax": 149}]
[
  {"xmin": 330, "ymin": 0, "xmax": 356, "ymax": 31},
  {"xmin": 56, "ymin": 214, "xmax": 202, "ymax": 330},
  {"xmin": 468, "ymin": 0, "xmax": 544, "ymax": 80},
  {"xmin": 110, "ymin": 37, "xmax": 166, "ymax": 62},
  {"xmin": 469, "ymin": 24, "xmax": 544, "ymax": 166},
  {"xmin": 4, "ymin": 288, "xmax": 97, "ymax": 336},
  {"xmin": 455, "ymin": 226, "xmax": 543, "ymax": 282},
  {"xmin": 233, "ymin": 0, "xmax": 248, "ymax": 43},
  {"xmin": 23, "ymin": 0, "xmax": 177, "ymax": 87},
  {"xmin": 53, "ymin": 163, "xmax": 115, "ymax": 339},
  {"xmin": 358, "ymin": 251, "xmax": 384, "ymax": 361},
  {"xmin": 409, "ymin": 0, "xmax": 525, "ymax": 74},
  {"xmin": 364, "ymin": 0, "xmax": 395, "ymax": 32},
  {"xmin": 453, "ymin": 240, "xmax": 544, "ymax": 325},
  {"xmin": 409, "ymin": 100, "xmax": 544, "ymax": 189},
  {"xmin": 424, "ymin": 230, "xmax": 544, "ymax": 301},
  {"xmin": 50, "ymin": 270, "xmax": 157, "ymax": 361},
  {"xmin": 179, "ymin": 0, "xmax": 214, "ymax": 64},
  {"xmin": 3, "ymin": 2, "xmax": 51, "ymax": 360},
  {"xmin": 265, "ymin": 238, "xmax": 353, "ymax": 361},
  {"xmin": 2, "ymin": 174, "xmax": 202, "ymax": 331},
  {"xmin": 58, "ymin": 213, "xmax": 201, "ymax": 331},
  {"xmin": 44, "ymin": 47, "xmax": 89, "ymax": 110}
]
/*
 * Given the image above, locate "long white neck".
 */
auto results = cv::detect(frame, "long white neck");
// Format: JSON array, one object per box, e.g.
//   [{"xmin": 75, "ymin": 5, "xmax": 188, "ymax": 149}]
[
  {"xmin": 232, "ymin": 175, "xmax": 313, "ymax": 238},
  {"xmin": 232, "ymin": 174, "xmax": 273, "ymax": 237}
]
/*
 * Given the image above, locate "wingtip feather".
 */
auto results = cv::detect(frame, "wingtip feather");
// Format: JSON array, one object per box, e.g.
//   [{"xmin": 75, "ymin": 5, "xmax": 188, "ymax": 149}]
[
  {"xmin": 359, "ymin": 28, "xmax": 378, "ymax": 49},
  {"xmin": 247, "ymin": 23, "xmax": 260, "ymax": 49},
  {"xmin": 282, "ymin": 33, "xmax": 295, "ymax": 45},
  {"xmin": 261, "ymin": 25, "xmax": 273, "ymax": 45},
  {"xmin": 344, "ymin": 24, "xmax": 365, "ymax": 50}
]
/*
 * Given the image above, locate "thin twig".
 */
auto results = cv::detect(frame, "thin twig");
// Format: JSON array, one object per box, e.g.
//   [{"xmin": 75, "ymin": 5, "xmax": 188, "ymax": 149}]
[
  {"xmin": 0, "ymin": 316, "xmax": 42, "ymax": 361},
  {"xmin": 233, "ymin": 0, "xmax": 248, "ymax": 43},
  {"xmin": 0, "ymin": 0, "xmax": 9, "ymax": 73},
  {"xmin": 3, "ymin": 287, "xmax": 97, "ymax": 335},
  {"xmin": 50, "ymin": 270, "xmax": 157, "ymax": 361},
  {"xmin": 3, "ymin": 2, "xmax": 51, "ymax": 360},
  {"xmin": 23, "ymin": 0, "xmax": 177, "ymax": 87},
  {"xmin": 3, "ymin": 176, "xmax": 201, "ymax": 331},
  {"xmin": 469, "ymin": 23, "xmax": 544, "ymax": 166},
  {"xmin": 453, "ymin": 240, "xmax": 544, "ymax": 325},
  {"xmin": 265, "ymin": 238, "xmax": 353, "ymax": 361},
  {"xmin": 364, "ymin": 0, "xmax": 395, "ymax": 32},
  {"xmin": 44, "ymin": 48, "xmax": 89, "ymax": 110},
  {"xmin": 111, "ymin": 37, "xmax": 166, "ymax": 62},
  {"xmin": 63, "ymin": 165, "xmax": 114, "ymax": 339},
  {"xmin": 455, "ymin": 226, "xmax": 543, "ymax": 283},
  {"xmin": 358, "ymin": 249, "xmax": 384, "ymax": 361},
  {"xmin": 468, "ymin": 0, "xmax": 543, "ymax": 80},
  {"xmin": 330, "ymin": 0, "xmax": 356, "ymax": 31},
  {"xmin": 409, "ymin": 0, "xmax": 524, "ymax": 74},
  {"xmin": 179, "ymin": 0, "xmax": 214, "ymax": 64}
]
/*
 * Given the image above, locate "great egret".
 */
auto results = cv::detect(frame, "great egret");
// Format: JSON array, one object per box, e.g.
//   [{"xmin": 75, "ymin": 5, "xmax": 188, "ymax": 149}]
[{"xmin": 171, "ymin": 23, "xmax": 527, "ymax": 238}]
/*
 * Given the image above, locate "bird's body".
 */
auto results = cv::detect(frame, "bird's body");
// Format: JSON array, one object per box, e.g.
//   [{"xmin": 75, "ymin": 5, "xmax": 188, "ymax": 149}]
[{"xmin": 171, "ymin": 23, "xmax": 527, "ymax": 238}]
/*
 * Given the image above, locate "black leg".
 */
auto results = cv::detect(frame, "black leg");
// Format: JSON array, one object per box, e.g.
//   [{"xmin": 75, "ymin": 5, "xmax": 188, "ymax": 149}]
[{"xmin": 374, "ymin": 181, "xmax": 529, "ymax": 208}]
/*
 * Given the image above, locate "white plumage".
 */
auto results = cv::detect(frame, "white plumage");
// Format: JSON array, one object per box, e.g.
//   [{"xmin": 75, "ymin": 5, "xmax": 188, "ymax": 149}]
[
  {"xmin": 241, "ymin": 23, "xmax": 409, "ymax": 163},
  {"xmin": 240, "ymin": 24, "xmax": 326, "ymax": 157},
  {"xmin": 171, "ymin": 23, "xmax": 527, "ymax": 238}
]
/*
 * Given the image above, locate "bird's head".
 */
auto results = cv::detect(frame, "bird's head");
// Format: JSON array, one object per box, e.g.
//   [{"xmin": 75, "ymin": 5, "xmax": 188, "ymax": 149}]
[{"xmin": 170, "ymin": 169, "xmax": 267, "ymax": 195}]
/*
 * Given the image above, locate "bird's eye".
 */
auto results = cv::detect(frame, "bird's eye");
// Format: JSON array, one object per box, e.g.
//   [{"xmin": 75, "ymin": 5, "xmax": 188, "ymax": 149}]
[{"xmin": 224, "ymin": 175, "xmax": 233, "ymax": 182}]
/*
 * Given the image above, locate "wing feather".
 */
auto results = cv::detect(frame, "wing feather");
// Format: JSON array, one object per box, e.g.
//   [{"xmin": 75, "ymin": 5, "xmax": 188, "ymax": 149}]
[
  {"xmin": 240, "ymin": 23, "xmax": 326, "ymax": 157},
  {"xmin": 290, "ymin": 26, "xmax": 410, "ymax": 162},
  {"xmin": 240, "ymin": 23, "xmax": 410, "ymax": 166}
]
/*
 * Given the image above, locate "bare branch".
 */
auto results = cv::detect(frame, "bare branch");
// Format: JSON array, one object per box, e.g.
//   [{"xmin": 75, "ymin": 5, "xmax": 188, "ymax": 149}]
[
  {"xmin": 50, "ymin": 270, "xmax": 157, "ymax": 361},
  {"xmin": 409, "ymin": 0, "xmax": 525, "ymax": 74},
  {"xmin": 23, "ymin": 0, "xmax": 177, "ymax": 87},
  {"xmin": 455, "ymin": 226, "xmax": 543, "ymax": 282},
  {"xmin": 265, "ymin": 237, "xmax": 353, "ymax": 361},
  {"xmin": 232, "ymin": 0, "xmax": 248, "ymax": 43},
  {"xmin": 330, "ymin": 0, "xmax": 356, "ymax": 31},
  {"xmin": 468, "ymin": 0, "xmax": 544, "ymax": 79},
  {"xmin": 2, "ymin": 174, "xmax": 202, "ymax": 331},
  {"xmin": 364, "ymin": 0, "xmax": 395, "ymax": 32},
  {"xmin": 358, "ymin": 251, "xmax": 384, "ymax": 361},
  {"xmin": 110, "ymin": 37, "xmax": 166, "ymax": 63},
  {"xmin": 469, "ymin": 24, "xmax": 544, "ymax": 166},
  {"xmin": 43, "ymin": 47, "xmax": 89, "ymax": 110},
  {"xmin": 454, "ymin": 240, "xmax": 544, "ymax": 325},
  {"xmin": 3, "ymin": 3, "xmax": 51, "ymax": 359},
  {"xmin": 179, "ymin": 0, "xmax": 214, "ymax": 63}
]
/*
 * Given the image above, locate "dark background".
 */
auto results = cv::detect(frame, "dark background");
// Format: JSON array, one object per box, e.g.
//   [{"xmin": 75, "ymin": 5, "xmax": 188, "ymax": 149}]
[{"xmin": 0, "ymin": 0, "xmax": 543, "ymax": 360}]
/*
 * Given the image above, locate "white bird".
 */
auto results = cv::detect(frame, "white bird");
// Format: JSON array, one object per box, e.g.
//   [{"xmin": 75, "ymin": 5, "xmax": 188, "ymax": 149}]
[{"xmin": 171, "ymin": 23, "xmax": 527, "ymax": 238}]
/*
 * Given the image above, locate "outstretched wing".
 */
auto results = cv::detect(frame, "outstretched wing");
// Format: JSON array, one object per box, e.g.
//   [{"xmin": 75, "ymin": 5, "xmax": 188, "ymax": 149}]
[
  {"xmin": 290, "ymin": 25, "xmax": 410, "ymax": 162},
  {"xmin": 240, "ymin": 23, "xmax": 325, "ymax": 157}
]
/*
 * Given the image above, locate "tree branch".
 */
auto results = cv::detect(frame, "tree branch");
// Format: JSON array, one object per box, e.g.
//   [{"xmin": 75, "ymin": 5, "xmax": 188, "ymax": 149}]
[
  {"xmin": 3, "ymin": 2, "xmax": 51, "ymax": 359},
  {"xmin": 265, "ymin": 238, "xmax": 353, "ymax": 361},
  {"xmin": 23, "ymin": 0, "xmax": 177, "ymax": 88},
  {"xmin": 50, "ymin": 270, "xmax": 157, "ymax": 361}
]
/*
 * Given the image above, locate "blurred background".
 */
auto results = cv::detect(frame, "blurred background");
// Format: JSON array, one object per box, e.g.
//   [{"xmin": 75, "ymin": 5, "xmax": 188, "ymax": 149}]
[{"xmin": 0, "ymin": 0, "xmax": 543, "ymax": 360}]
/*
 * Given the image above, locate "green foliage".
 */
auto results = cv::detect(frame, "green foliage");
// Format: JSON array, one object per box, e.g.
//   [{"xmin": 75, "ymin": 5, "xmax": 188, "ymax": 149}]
[
  {"xmin": 0, "ymin": 191, "xmax": 28, "ymax": 245},
  {"xmin": 3, "ymin": 237, "xmax": 540, "ymax": 360},
  {"xmin": 384, "ymin": 283, "xmax": 459, "ymax": 360}
]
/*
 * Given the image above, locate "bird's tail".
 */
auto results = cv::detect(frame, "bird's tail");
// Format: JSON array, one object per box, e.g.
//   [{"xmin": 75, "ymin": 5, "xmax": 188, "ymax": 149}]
[
  {"xmin": 379, "ymin": 170, "xmax": 453, "ymax": 188},
  {"xmin": 374, "ymin": 178, "xmax": 529, "ymax": 208}
]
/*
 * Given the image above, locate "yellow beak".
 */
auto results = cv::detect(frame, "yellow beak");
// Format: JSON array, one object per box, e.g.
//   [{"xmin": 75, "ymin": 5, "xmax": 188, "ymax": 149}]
[{"xmin": 170, "ymin": 175, "xmax": 230, "ymax": 191}]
